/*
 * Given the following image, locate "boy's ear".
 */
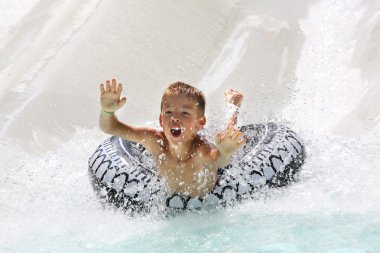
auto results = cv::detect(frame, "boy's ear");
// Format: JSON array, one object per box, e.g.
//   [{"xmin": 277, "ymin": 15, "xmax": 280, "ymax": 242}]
[
  {"xmin": 200, "ymin": 115, "xmax": 206, "ymax": 126},
  {"xmin": 159, "ymin": 113, "xmax": 163, "ymax": 127}
]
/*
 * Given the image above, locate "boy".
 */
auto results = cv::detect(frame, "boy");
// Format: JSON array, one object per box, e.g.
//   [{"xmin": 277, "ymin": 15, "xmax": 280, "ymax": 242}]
[{"xmin": 99, "ymin": 79, "xmax": 246, "ymax": 198}]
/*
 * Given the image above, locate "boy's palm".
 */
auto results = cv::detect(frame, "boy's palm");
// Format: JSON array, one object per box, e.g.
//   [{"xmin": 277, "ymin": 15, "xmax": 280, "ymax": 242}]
[
  {"xmin": 100, "ymin": 79, "xmax": 127, "ymax": 112},
  {"xmin": 225, "ymin": 89, "xmax": 243, "ymax": 107},
  {"xmin": 215, "ymin": 126, "xmax": 247, "ymax": 156}
]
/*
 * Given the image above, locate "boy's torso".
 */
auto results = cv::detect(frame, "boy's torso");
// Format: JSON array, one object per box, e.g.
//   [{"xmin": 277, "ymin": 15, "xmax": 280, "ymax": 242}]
[{"xmin": 155, "ymin": 135, "xmax": 219, "ymax": 197}]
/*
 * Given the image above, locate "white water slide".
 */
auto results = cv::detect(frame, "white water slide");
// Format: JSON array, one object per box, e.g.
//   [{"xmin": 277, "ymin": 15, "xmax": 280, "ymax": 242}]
[{"xmin": 1, "ymin": 0, "xmax": 378, "ymax": 151}]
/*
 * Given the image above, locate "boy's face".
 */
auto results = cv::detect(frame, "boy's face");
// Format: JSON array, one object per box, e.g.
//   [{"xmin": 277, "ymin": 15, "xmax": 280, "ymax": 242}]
[{"xmin": 160, "ymin": 95, "xmax": 206, "ymax": 144}]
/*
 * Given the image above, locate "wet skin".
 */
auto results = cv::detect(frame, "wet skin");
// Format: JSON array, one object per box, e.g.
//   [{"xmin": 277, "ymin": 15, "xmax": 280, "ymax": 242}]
[{"xmin": 99, "ymin": 79, "xmax": 246, "ymax": 197}]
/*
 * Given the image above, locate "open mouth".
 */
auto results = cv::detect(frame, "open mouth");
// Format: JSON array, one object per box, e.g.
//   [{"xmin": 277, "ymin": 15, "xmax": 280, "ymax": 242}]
[{"xmin": 170, "ymin": 127, "xmax": 182, "ymax": 138}]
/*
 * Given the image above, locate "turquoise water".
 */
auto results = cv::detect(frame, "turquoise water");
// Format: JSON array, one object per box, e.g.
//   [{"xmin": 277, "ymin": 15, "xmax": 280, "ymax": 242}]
[
  {"xmin": 3, "ymin": 209, "xmax": 379, "ymax": 252},
  {"xmin": 1, "ymin": 127, "xmax": 379, "ymax": 253}
]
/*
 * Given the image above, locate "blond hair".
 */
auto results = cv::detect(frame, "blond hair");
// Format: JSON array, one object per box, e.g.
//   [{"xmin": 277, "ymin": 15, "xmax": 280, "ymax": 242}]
[{"xmin": 161, "ymin": 81, "xmax": 206, "ymax": 116}]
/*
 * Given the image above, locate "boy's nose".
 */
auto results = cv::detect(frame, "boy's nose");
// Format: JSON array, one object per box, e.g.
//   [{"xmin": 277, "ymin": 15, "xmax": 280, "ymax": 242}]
[{"xmin": 171, "ymin": 117, "xmax": 180, "ymax": 123}]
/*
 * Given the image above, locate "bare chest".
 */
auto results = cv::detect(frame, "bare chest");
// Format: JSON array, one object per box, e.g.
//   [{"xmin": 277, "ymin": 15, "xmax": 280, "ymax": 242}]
[{"xmin": 157, "ymin": 154, "xmax": 218, "ymax": 197}]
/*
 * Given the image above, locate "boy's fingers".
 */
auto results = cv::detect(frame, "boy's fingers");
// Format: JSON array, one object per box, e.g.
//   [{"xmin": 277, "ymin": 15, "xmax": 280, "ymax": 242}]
[
  {"xmin": 117, "ymin": 83, "xmax": 122, "ymax": 94},
  {"xmin": 106, "ymin": 80, "xmax": 111, "ymax": 92},
  {"xmin": 237, "ymin": 137, "xmax": 247, "ymax": 146},
  {"xmin": 118, "ymin": 97, "xmax": 127, "ymax": 107},
  {"xmin": 233, "ymin": 131, "xmax": 243, "ymax": 140},
  {"xmin": 215, "ymin": 133, "xmax": 222, "ymax": 143},
  {"xmin": 100, "ymin": 83, "xmax": 105, "ymax": 94},
  {"xmin": 228, "ymin": 126, "xmax": 236, "ymax": 137},
  {"xmin": 111, "ymin": 79, "xmax": 117, "ymax": 92}
]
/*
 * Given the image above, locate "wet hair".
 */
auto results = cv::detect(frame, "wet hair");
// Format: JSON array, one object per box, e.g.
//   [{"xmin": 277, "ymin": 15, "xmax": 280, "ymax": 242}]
[{"xmin": 161, "ymin": 81, "xmax": 206, "ymax": 116}]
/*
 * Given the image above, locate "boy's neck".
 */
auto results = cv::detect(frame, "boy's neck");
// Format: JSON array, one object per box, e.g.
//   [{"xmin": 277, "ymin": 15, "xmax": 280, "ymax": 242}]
[{"xmin": 168, "ymin": 136, "xmax": 200, "ymax": 162}]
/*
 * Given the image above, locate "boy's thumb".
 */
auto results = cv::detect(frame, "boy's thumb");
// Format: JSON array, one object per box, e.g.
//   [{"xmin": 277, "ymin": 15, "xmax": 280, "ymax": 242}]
[
  {"xmin": 215, "ymin": 133, "xmax": 222, "ymax": 143},
  {"xmin": 119, "ymin": 97, "xmax": 127, "ymax": 107}
]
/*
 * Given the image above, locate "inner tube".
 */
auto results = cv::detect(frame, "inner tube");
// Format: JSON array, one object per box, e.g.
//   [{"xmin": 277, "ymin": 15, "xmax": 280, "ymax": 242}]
[{"xmin": 88, "ymin": 123, "xmax": 305, "ymax": 212}]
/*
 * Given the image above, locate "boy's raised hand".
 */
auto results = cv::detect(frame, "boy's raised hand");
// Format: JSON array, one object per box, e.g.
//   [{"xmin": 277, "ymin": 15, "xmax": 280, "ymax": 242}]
[
  {"xmin": 100, "ymin": 79, "xmax": 127, "ymax": 113},
  {"xmin": 225, "ymin": 89, "xmax": 244, "ymax": 107},
  {"xmin": 215, "ymin": 126, "xmax": 247, "ymax": 156}
]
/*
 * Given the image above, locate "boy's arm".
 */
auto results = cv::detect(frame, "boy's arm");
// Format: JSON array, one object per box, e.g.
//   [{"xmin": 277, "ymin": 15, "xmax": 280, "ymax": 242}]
[
  {"xmin": 213, "ymin": 89, "xmax": 246, "ymax": 168},
  {"xmin": 214, "ymin": 126, "xmax": 246, "ymax": 168},
  {"xmin": 99, "ymin": 79, "xmax": 162, "ymax": 155},
  {"xmin": 224, "ymin": 89, "xmax": 243, "ymax": 128}
]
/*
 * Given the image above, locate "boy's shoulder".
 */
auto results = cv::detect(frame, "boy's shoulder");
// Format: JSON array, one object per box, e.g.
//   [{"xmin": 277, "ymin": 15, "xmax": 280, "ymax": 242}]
[{"xmin": 195, "ymin": 136, "xmax": 218, "ymax": 159}]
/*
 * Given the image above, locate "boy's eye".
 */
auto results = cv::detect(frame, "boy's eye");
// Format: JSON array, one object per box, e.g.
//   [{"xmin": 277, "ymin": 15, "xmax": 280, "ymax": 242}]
[
  {"xmin": 182, "ymin": 112, "xmax": 190, "ymax": 116},
  {"xmin": 164, "ymin": 111, "xmax": 172, "ymax": 115}
]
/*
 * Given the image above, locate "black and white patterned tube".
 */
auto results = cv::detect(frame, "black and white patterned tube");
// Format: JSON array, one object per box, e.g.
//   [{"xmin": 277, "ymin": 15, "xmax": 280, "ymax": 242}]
[{"xmin": 88, "ymin": 123, "xmax": 305, "ymax": 212}]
